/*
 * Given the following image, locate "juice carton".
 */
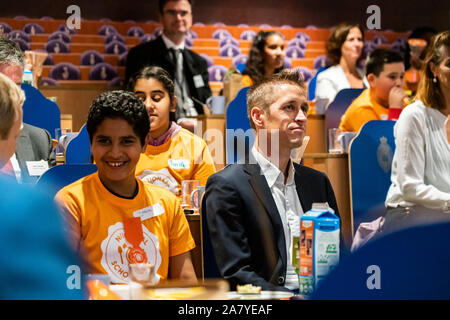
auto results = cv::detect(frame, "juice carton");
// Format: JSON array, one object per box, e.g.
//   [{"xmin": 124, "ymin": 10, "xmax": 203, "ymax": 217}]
[{"xmin": 299, "ymin": 203, "xmax": 340, "ymax": 296}]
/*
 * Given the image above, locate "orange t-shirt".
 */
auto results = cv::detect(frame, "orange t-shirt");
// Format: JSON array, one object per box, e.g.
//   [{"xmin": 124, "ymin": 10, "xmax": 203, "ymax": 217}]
[
  {"xmin": 135, "ymin": 128, "xmax": 216, "ymax": 196},
  {"xmin": 339, "ymin": 88, "xmax": 389, "ymax": 132},
  {"xmin": 55, "ymin": 172, "xmax": 195, "ymax": 284}
]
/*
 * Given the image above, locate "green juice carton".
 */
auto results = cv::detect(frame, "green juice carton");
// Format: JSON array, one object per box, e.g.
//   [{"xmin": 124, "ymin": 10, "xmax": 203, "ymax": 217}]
[{"xmin": 299, "ymin": 203, "xmax": 340, "ymax": 296}]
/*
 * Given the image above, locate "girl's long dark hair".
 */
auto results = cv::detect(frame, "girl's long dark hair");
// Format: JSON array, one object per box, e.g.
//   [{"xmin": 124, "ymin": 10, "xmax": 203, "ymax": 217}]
[{"xmin": 243, "ymin": 30, "xmax": 284, "ymax": 84}]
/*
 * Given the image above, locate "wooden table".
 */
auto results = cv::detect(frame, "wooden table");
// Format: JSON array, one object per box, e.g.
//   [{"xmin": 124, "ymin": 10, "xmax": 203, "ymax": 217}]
[
  {"xmin": 302, "ymin": 153, "xmax": 352, "ymax": 249},
  {"xmin": 186, "ymin": 214, "xmax": 204, "ymax": 280}
]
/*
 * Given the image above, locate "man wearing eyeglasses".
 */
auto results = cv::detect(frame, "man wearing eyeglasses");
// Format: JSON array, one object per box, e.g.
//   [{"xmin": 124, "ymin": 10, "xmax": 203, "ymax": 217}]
[{"xmin": 125, "ymin": 0, "xmax": 211, "ymax": 128}]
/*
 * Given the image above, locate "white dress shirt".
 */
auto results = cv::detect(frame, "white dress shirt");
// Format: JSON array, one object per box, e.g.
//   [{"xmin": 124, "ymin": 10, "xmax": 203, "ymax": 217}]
[
  {"xmin": 315, "ymin": 64, "xmax": 367, "ymax": 115},
  {"xmin": 161, "ymin": 34, "xmax": 198, "ymax": 117},
  {"xmin": 385, "ymin": 100, "xmax": 450, "ymax": 212},
  {"xmin": 252, "ymin": 146, "xmax": 304, "ymax": 290}
]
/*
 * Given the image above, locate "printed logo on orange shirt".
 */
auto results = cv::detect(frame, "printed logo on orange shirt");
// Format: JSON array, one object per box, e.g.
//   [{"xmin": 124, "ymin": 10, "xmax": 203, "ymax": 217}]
[{"xmin": 100, "ymin": 222, "xmax": 161, "ymax": 284}]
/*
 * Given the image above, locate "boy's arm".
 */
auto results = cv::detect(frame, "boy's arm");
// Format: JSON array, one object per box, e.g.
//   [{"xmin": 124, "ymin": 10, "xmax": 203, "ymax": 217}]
[{"xmin": 169, "ymin": 251, "xmax": 197, "ymax": 282}]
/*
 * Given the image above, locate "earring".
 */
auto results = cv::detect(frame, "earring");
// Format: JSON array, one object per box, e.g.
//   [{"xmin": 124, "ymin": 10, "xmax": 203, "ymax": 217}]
[{"xmin": 433, "ymin": 77, "xmax": 438, "ymax": 83}]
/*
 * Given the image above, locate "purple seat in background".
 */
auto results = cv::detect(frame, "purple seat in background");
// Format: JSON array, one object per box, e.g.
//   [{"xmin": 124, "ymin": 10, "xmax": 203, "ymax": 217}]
[
  {"xmin": 219, "ymin": 44, "xmax": 241, "ymax": 58},
  {"xmin": 240, "ymin": 30, "xmax": 256, "ymax": 41},
  {"xmin": 187, "ymin": 29, "xmax": 198, "ymax": 39},
  {"xmin": 108, "ymin": 76, "xmax": 125, "ymax": 87},
  {"xmin": 98, "ymin": 25, "xmax": 118, "ymax": 36},
  {"xmin": 9, "ymin": 30, "xmax": 30, "ymax": 42},
  {"xmin": 313, "ymin": 55, "xmax": 331, "ymax": 69},
  {"xmin": 140, "ymin": 34, "xmax": 155, "ymax": 44},
  {"xmin": 232, "ymin": 54, "xmax": 248, "ymax": 68},
  {"xmin": 285, "ymin": 46, "xmax": 305, "ymax": 59},
  {"xmin": 237, "ymin": 24, "xmax": 249, "ymax": 28},
  {"xmin": 80, "ymin": 50, "xmax": 105, "ymax": 66},
  {"xmin": 58, "ymin": 24, "xmax": 77, "ymax": 35},
  {"xmin": 105, "ymin": 41, "xmax": 127, "ymax": 55},
  {"xmin": 199, "ymin": 53, "xmax": 214, "ymax": 68},
  {"xmin": 363, "ymin": 41, "xmax": 377, "ymax": 59},
  {"xmin": 0, "ymin": 22, "xmax": 12, "ymax": 35},
  {"xmin": 283, "ymin": 58, "xmax": 292, "ymax": 69},
  {"xmin": 213, "ymin": 22, "xmax": 226, "ymax": 27},
  {"xmin": 127, "ymin": 26, "xmax": 145, "ymax": 38},
  {"xmin": 291, "ymin": 66, "xmax": 313, "ymax": 82},
  {"xmin": 89, "ymin": 62, "xmax": 117, "ymax": 81},
  {"xmin": 372, "ymin": 34, "xmax": 388, "ymax": 45},
  {"xmin": 193, "ymin": 22, "xmax": 205, "ymax": 27},
  {"xmin": 208, "ymin": 65, "xmax": 228, "ymax": 82},
  {"xmin": 212, "ymin": 29, "xmax": 232, "ymax": 40},
  {"xmin": 259, "ymin": 24, "xmax": 271, "ymax": 29},
  {"xmin": 99, "ymin": 18, "xmax": 112, "ymax": 23},
  {"xmin": 48, "ymin": 31, "xmax": 71, "ymax": 43},
  {"xmin": 50, "ymin": 63, "xmax": 81, "ymax": 80},
  {"xmin": 23, "ymin": 23, "xmax": 45, "ymax": 35},
  {"xmin": 40, "ymin": 16, "xmax": 54, "ymax": 20},
  {"xmin": 295, "ymin": 32, "xmax": 311, "ymax": 42},
  {"xmin": 43, "ymin": 54, "xmax": 54, "ymax": 65},
  {"xmin": 288, "ymin": 38, "xmax": 306, "ymax": 49},
  {"xmin": 219, "ymin": 37, "xmax": 239, "ymax": 48},
  {"xmin": 40, "ymin": 77, "xmax": 58, "ymax": 86},
  {"xmin": 184, "ymin": 37, "xmax": 193, "ymax": 48},
  {"xmin": 45, "ymin": 40, "xmax": 70, "ymax": 54},
  {"xmin": 105, "ymin": 33, "xmax": 125, "ymax": 44},
  {"xmin": 12, "ymin": 38, "xmax": 30, "ymax": 51},
  {"xmin": 118, "ymin": 52, "xmax": 128, "ymax": 66},
  {"xmin": 281, "ymin": 25, "xmax": 293, "ymax": 29},
  {"xmin": 153, "ymin": 27, "xmax": 163, "ymax": 37}
]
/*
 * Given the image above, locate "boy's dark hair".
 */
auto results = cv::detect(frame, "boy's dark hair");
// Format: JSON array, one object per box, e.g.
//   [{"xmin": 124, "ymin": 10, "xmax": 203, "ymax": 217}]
[
  {"xmin": 158, "ymin": 0, "xmax": 193, "ymax": 14},
  {"xmin": 366, "ymin": 49, "xmax": 404, "ymax": 77},
  {"xmin": 87, "ymin": 90, "xmax": 150, "ymax": 146}
]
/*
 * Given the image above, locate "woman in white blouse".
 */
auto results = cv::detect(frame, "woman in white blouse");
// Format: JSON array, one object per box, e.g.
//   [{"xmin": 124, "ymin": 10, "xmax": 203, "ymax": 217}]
[
  {"xmin": 315, "ymin": 22, "xmax": 366, "ymax": 114},
  {"xmin": 384, "ymin": 30, "xmax": 450, "ymax": 232}
]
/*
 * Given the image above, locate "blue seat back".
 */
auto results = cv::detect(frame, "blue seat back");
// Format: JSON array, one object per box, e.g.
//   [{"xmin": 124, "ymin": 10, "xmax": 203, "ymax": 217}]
[
  {"xmin": 225, "ymin": 86, "xmax": 254, "ymax": 164},
  {"xmin": 325, "ymin": 88, "xmax": 364, "ymax": 148},
  {"xmin": 65, "ymin": 125, "xmax": 92, "ymax": 164},
  {"xmin": 308, "ymin": 66, "xmax": 327, "ymax": 101},
  {"xmin": 349, "ymin": 120, "xmax": 396, "ymax": 234},
  {"xmin": 35, "ymin": 164, "xmax": 97, "ymax": 198},
  {"xmin": 21, "ymin": 83, "xmax": 61, "ymax": 139}
]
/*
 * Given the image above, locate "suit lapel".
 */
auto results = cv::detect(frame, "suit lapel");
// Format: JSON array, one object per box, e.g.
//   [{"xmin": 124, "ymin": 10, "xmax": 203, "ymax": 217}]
[
  {"xmin": 244, "ymin": 163, "xmax": 287, "ymax": 269},
  {"xmin": 294, "ymin": 164, "xmax": 311, "ymax": 212},
  {"xmin": 15, "ymin": 129, "xmax": 33, "ymax": 180},
  {"xmin": 155, "ymin": 36, "xmax": 176, "ymax": 69}
]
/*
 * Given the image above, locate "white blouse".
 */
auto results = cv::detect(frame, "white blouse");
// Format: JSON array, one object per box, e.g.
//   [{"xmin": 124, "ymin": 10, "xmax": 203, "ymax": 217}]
[
  {"xmin": 385, "ymin": 100, "xmax": 450, "ymax": 211},
  {"xmin": 314, "ymin": 65, "xmax": 366, "ymax": 115}
]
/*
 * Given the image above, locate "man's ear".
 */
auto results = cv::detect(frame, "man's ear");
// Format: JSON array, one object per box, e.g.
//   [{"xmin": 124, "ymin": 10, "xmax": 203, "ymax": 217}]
[
  {"xmin": 170, "ymin": 96, "xmax": 177, "ymax": 113},
  {"xmin": 251, "ymin": 106, "xmax": 265, "ymax": 129},
  {"xmin": 367, "ymin": 73, "xmax": 376, "ymax": 87}
]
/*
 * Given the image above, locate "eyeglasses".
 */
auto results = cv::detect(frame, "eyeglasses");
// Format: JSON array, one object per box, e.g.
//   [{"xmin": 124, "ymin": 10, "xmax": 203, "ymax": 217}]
[{"xmin": 164, "ymin": 9, "xmax": 191, "ymax": 18}]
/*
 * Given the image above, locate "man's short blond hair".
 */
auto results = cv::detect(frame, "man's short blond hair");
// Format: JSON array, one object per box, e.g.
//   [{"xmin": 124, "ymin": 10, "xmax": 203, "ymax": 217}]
[
  {"xmin": 0, "ymin": 72, "xmax": 24, "ymax": 139},
  {"xmin": 246, "ymin": 69, "xmax": 307, "ymax": 129}
]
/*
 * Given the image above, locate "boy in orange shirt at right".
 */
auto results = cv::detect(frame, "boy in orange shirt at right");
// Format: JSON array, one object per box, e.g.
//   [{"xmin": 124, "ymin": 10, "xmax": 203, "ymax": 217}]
[{"xmin": 339, "ymin": 49, "xmax": 409, "ymax": 132}]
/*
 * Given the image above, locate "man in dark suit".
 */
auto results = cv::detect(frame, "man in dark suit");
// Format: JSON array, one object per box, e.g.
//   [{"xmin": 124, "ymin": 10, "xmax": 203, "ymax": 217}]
[
  {"xmin": 0, "ymin": 37, "xmax": 54, "ymax": 183},
  {"xmin": 16, "ymin": 123, "xmax": 55, "ymax": 183},
  {"xmin": 125, "ymin": 0, "xmax": 211, "ymax": 124},
  {"xmin": 203, "ymin": 70, "xmax": 340, "ymax": 292}
]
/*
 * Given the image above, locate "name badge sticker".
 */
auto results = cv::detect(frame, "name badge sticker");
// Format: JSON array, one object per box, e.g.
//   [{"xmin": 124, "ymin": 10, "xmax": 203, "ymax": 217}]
[
  {"xmin": 133, "ymin": 203, "xmax": 165, "ymax": 221},
  {"xmin": 168, "ymin": 159, "xmax": 190, "ymax": 169},
  {"xmin": 193, "ymin": 74, "xmax": 205, "ymax": 88},
  {"xmin": 26, "ymin": 160, "xmax": 49, "ymax": 176}
]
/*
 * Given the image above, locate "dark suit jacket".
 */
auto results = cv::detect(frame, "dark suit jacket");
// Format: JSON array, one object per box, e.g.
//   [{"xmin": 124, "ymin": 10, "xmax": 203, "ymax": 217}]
[
  {"xmin": 125, "ymin": 36, "xmax": 212, "ymax": 115},
  {"xmin": 203, "ymin": 161, "xmax": 340, "ymax": 291},
  {"xmin": 16, "ymin": 123, "xmax": 55, "ymax": 184}
]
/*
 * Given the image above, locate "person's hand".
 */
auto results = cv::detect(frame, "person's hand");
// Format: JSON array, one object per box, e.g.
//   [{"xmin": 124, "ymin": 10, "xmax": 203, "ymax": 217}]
[{"xmin": 388, "ymin": 87, "xmax": 408, "ymax": 109}]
